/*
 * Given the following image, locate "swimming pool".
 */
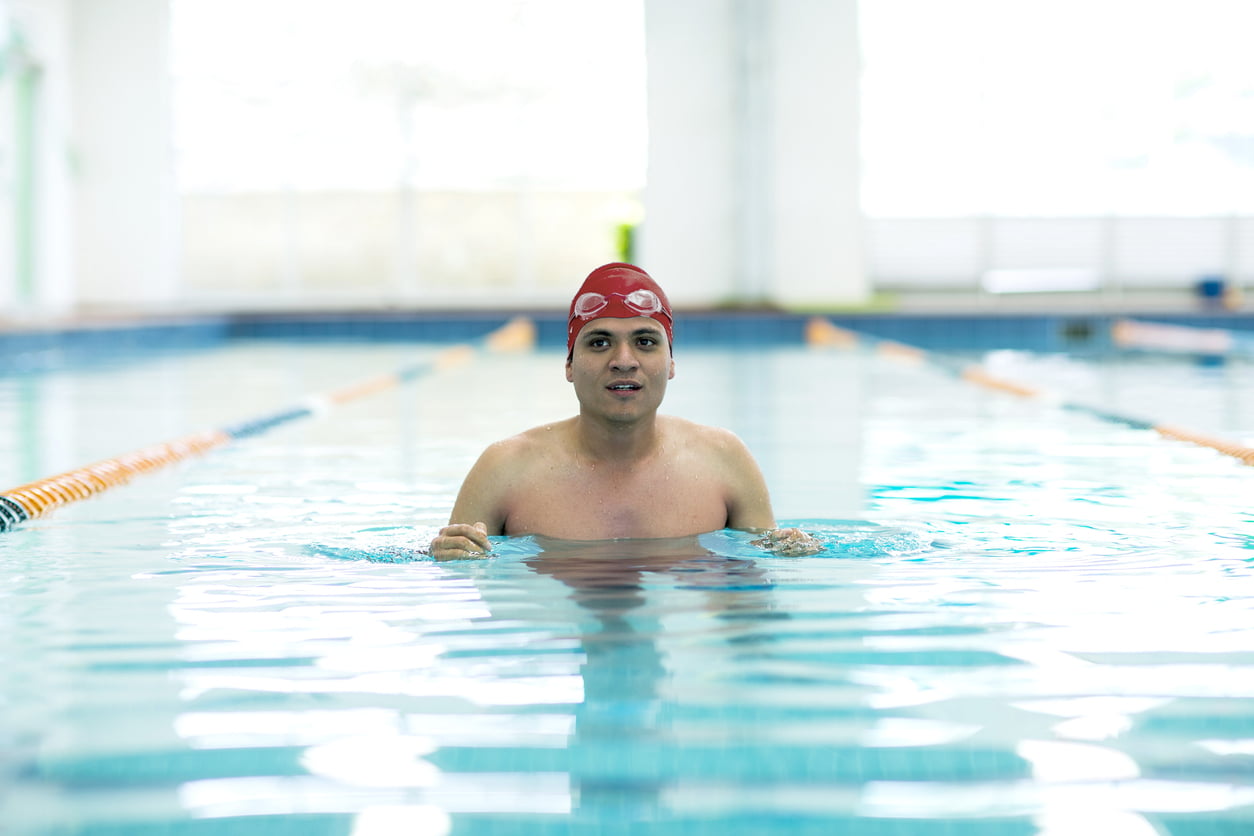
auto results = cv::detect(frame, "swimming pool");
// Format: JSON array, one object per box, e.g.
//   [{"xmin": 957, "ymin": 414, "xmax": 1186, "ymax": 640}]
[{"xmin": 2, "ymin": 321, "xmax": 1252, "ymax": 835}]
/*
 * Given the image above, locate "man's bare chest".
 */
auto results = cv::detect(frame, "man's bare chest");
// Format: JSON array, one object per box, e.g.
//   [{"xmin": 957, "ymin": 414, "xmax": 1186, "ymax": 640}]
[{"xmin": 502, "ymin": 460, "xmax": 729, "ymax": 540}]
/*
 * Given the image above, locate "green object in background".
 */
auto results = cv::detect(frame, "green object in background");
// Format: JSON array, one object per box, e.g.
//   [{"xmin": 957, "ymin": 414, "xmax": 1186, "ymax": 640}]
[{"xmin": 616, "ymin": 222, "xmax": 635, "ymax": 264}]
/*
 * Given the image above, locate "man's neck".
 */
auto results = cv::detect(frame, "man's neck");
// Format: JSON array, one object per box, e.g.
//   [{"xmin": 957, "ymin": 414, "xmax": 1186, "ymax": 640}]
[{"xmin": 573, "ymin": 413, "xmax": 661, "ymax": 465}]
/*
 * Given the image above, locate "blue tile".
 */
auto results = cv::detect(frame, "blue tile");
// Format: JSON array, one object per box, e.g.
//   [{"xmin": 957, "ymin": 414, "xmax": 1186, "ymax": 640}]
[{"xmin": 4, "ymin": 310, "xmax": 1253, "ymax": 374}]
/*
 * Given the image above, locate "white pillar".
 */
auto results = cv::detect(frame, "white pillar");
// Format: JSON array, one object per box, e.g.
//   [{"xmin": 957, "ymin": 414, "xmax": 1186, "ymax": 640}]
[
  {"xmin": 5, "ymin": 0, "xmax": 76, "ymax": 314},
  {"xmin": 640, "ymin": 0, "xmax": 739, "ymax": 306},
  {"xmin": 642, "ymin": 0, "xmax": 866, "ymax": 307},
  {"xmin": 0, "ymin": 4, "xmax": 19, "ymax": 311},
  {"xmin": 769, "ymin": 0, "xmax": 865, "ymax": 306},
  {"xmin": 70, "ymin": 0, "xmax": 177, "ymax": 310}
]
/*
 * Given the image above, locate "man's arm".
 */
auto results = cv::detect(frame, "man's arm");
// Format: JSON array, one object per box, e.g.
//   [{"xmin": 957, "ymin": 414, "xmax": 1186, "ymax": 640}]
[
  {"xmin": 720, "ymin": 430, "xmax": 778, "ymax": 532},
  {"xmin": 719, "ymin": 429, "xmax": 824, "ymax": 557},
  {"xmin": 429, "ymin": 442, "xmax": 512, "ymax": 560}
]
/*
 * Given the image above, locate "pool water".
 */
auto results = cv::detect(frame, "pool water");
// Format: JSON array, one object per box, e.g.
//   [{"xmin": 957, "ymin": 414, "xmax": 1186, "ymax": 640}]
[{"xmin": 1, "ymin": 339, "xmax": 1252, "ymax": 835}]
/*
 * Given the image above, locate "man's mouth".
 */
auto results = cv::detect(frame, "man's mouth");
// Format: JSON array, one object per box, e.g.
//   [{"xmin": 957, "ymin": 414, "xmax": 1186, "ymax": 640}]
[{"xmin": 607, "ymin": 382, "xmax": 641, "ymax": 391}]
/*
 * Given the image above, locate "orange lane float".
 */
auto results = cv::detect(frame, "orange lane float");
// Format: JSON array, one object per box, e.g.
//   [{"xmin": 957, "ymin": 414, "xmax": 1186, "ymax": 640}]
[
  {"xmin": 806, "ymin": 316, "xmax": 1253, "ymax": 468},
  {"xmin": 0, "ymin": 318, "xmax": 536, "ymax": 532}
]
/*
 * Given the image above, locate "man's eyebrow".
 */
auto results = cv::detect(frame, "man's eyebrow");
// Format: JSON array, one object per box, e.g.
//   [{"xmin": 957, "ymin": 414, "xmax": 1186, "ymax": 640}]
[
  {"xmin": 582, "ymin": 325, "xmax": 664, "ymax": 339},
  {"xmin": 581, "ymin": 328, "xmax": 613, "ymax": 339}
]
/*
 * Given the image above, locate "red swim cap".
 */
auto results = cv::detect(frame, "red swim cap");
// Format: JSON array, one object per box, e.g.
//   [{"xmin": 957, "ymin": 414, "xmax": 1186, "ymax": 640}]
[{"xmin": 566, "ymin": 263, "xmax": 674, "ymax": 355}]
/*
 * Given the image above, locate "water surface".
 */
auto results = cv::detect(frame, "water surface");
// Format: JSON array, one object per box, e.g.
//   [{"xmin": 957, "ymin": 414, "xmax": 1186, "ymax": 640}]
[{"xmin": 2, "ymin": 342, "xmax": 1252, "ymax": 834}]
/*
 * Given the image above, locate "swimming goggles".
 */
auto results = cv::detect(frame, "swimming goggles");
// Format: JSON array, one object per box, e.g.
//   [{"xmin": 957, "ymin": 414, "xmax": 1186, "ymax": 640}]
[{"xmin": 572, "ymin": 289, "xmax": 665, "ymax": 319}]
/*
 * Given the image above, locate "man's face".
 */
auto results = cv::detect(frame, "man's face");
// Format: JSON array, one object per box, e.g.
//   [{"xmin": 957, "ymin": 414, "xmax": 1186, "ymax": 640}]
[{"xmin": 565, "ymin": 316, "xmax": 675, "ymax": 421}]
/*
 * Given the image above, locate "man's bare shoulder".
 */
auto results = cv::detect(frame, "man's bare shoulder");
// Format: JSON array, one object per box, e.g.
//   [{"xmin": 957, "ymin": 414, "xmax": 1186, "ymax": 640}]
[
  {"xmin": 658, "ymin": 415, "xmax": 774, "ymax": 530},
  {"xmin": 659, "ymin": 415, "xmax": 751, "ymax": 454},
  {"xmin": 479, "ymin": 418, "xmax": 578, "ymax": 465}
]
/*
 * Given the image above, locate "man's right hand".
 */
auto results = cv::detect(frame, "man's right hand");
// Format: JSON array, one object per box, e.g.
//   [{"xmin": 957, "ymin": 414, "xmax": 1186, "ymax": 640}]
[{"xmin": 430, "ymin": 521, "xmax": 493, "ymax": 561}]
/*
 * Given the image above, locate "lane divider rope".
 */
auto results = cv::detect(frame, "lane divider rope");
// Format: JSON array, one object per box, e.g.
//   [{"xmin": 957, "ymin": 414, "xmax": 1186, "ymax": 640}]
[
  {"xmin": 805, "ymin": 317, "xmax": 1254, "ymax": 467},
  {"xmin": 0, "ymin": 317, "xmax": 536, "ymax": 533},
  {"xmin": 1111, "ymin": 318, "xmax": 1254, "ymax": 358}
]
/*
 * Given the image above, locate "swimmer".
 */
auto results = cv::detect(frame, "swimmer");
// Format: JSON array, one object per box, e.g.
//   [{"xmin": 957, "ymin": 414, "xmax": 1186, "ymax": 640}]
[{"xmin": 430, "ymin": 263, "xmax": 823, "ymax": 560}]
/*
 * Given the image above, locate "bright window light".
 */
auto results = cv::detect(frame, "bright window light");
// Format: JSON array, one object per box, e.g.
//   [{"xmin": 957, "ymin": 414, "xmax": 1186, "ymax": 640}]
[{"xmin": 861, "ymin": 0, "xmax": 1254, "ymax": 216}]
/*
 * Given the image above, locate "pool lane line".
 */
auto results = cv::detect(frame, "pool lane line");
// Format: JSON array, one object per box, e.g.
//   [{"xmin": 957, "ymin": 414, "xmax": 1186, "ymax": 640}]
[
  {"xmin": 1111, "ymin": 318, "xmax": 1254, "ymax": 358},
  {"xmin": 0, "ymin": 317, "xmax": 537, "ymax": 533},
  {"xmin": 805, "ymin": 317, "xmax": 1254, "ymax": 467}
]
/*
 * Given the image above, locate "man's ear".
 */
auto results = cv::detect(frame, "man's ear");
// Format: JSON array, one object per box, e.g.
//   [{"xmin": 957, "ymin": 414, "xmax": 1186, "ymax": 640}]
[
  {"xmin": 668, "ymin": 357, "xmax": 676, "ymax": 380},
  {"xmin": 565, "ymin": 358, "xmax": 574, "ymax": 383}
]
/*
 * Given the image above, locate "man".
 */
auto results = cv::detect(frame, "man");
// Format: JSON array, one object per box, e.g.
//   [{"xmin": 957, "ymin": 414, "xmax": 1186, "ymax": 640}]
[{"xmin": 430, "ymin": 263, "xmax": 821, "ymax": 560}]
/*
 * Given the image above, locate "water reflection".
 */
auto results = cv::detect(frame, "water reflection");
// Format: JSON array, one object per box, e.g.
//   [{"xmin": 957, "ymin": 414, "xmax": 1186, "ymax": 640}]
[
  {"xmin": 519, "ymin": 534, "xmax": 779, "ymax": 820},
  {"xmin": 160, "ymin": 533, "xmax": 785, "ymax": 827}
]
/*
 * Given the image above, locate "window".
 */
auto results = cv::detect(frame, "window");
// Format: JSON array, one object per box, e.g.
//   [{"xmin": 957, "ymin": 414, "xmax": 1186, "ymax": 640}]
[{"xmin": 861, "ymin": 0, "xmax": 1254, "ymax": 217}]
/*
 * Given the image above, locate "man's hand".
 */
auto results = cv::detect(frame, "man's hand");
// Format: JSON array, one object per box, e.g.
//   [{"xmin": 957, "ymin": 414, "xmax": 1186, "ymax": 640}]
[
  {"xmin": 751, "ymin": 527, "xmax": 824, "ymax": 557},
  {"xmin": 430, "ymin": 522, "xmax": 493, "ymax": 561}
]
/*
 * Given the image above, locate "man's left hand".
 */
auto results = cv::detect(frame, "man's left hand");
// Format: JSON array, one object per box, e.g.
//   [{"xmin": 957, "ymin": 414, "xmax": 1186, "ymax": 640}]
[{"xmin": 752, "ymin": 527, "xmax": 824, "ymax": 556}]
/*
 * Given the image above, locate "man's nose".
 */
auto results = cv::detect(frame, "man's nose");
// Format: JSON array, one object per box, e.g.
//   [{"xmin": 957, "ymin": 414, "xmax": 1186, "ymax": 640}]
[{"xmin": 609, "ymin": 343, "xmax": 639, "ymax": 369}]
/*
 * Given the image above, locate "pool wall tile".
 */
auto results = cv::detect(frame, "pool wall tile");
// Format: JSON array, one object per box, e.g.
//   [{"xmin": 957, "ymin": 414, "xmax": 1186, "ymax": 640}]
[
  {"xmin": 3, "ymin": 311, "xmax": 1253, "ymax": 373},
  {"xmin": 0, "ymin": 318, "xmax": 233, "ymax": 374}
]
